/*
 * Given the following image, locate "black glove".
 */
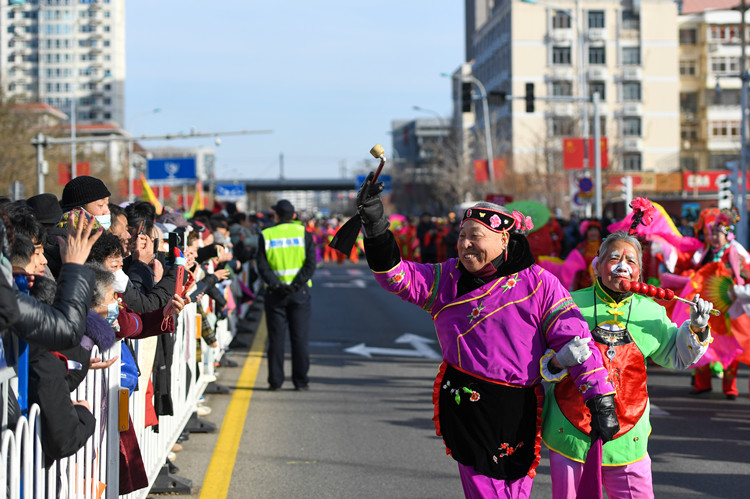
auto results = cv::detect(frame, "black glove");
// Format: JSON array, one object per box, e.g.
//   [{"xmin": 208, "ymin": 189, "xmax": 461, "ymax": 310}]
[
  {"xmin": 356, "ymin": 171, "xmax": 389, "ymax": 238},
  {"xmin": 586, "ymin": 394, "xmax": 619, "ymax": 443}
]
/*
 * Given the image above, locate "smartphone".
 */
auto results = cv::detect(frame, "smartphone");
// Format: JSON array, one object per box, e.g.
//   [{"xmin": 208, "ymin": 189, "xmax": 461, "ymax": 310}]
[
  {"xmin": 189, "ymin": 280, "xmax": 208, "ymax": 302},
  {"xmin": 174, "ymin": 265, "xmax": 185, "ymax": 298}
]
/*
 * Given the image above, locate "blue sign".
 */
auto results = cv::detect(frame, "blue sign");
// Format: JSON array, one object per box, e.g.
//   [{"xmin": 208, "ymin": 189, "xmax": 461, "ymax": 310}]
[
  {"xmin": 215, "ymin": 183, "xmax": 246, "ymax": 200},
  {"xmin": 578, "ymin": 177, "xmax": 593, "ymax": 192},
  {"xmin": 146, "ymin": 157, "xmax": 197, "ymax": 185},
  {"xmin": 355, "ymin": 174, "xmax": 392, "ymax": 194}
]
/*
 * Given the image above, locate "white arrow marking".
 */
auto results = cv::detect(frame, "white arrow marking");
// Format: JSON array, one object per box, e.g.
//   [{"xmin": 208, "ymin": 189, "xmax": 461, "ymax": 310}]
[
  {"xmin": 345, "ymin": 333, "xmax": 441, "ymax": 359},
  {"xmin": 321, "ymin": 279, "xmax": 366, "ymax": 288}
]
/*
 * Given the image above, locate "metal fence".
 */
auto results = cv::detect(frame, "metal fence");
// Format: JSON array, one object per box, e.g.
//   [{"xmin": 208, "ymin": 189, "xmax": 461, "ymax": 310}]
[{"xmin": 1, "ymin": 295, "xmax": 231, "ymax": 498}]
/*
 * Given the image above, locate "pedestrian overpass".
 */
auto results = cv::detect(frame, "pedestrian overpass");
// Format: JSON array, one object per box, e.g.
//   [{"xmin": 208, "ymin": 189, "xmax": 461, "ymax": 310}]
[{"xmin": 211, "ymin": 178, "xmax": 356, "ymax": 192}]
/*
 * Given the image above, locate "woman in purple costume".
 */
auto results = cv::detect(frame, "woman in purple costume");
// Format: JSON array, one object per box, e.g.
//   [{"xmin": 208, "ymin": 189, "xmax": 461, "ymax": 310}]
[{"xmin": 354, "ymin": 172, "xmax": 620, "ymax": 499}]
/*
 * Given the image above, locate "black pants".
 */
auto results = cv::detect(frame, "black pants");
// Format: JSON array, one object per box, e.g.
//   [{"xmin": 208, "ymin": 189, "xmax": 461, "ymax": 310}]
[{"xmin": 265, "ymin": 286, "xmax": 311, "ymax": 388}]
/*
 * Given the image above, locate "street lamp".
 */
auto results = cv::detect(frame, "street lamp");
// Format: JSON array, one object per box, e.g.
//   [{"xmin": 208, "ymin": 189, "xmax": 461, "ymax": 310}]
[
  {"xmin": 442, "ymin": 72, "xmax": 495, "ymax": 184},
  {"xmin": 128, "ymin": 108, "xmax": 162, "ymax": 202}
]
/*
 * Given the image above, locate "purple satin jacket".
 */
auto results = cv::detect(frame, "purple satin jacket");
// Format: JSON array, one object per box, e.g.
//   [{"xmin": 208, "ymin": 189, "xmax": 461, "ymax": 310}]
[{"xmin": 373, "ymin": 259, "xmax": 614, "ymax": 400}]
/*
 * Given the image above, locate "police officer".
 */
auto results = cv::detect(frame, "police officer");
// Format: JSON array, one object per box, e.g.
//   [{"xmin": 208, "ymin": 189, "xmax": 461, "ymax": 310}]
[{"xmin": 257, "ymin": 199, "xmax": 316, "ymax": 391}]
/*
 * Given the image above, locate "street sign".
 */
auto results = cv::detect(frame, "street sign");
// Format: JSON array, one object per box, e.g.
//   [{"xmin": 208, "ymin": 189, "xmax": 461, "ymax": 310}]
[
  {"xmin": 146, "ymin": 157, "xmax": 197, "ymax": 185},
  {"xmin": 355, "ymin": 174, "xmax": 392, "ymax": 194},
  {"xmin": 215, "ymin": 183, "xmax": 246, "ymax": 201}
]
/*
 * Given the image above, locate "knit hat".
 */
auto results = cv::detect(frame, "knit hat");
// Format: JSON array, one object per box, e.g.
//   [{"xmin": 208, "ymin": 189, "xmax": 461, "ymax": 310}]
[
  {"xmin": 60, "ymin": 176, "xmax": 111, "ymax": 211},
  {"xmin": 26, "ymin": 193, "xmax": 63, "ymax": 225}
]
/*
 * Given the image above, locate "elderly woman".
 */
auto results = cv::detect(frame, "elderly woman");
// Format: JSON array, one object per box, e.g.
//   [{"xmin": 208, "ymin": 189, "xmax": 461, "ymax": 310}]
[
  {"xmin": 355, "ymin": 174, "xmax": 618, "ymax": 499},
  {"xmin": 542, "ymin": 231, "xmax": 713, "ymax": 498}
]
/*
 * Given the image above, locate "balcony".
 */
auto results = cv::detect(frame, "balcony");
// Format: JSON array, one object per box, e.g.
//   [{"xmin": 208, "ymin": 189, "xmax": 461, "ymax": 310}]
[
  {"xmin": 549, "ymin": 28, "xmax": 574, "ymax": 44},
  {"xmin": 621, "ymin": 137, "xmax": 643, "ymax": 151},
  {"xmin": 551, "ymin": 66, "xmax": 575, "ymax": 80},
  {"xmin": 621, "ymin": 102, "xmax": 643, "ymax": 115},
  {"xmin": 621, "ymin": 66, "xmax": 642, "ymax": 80},
  {"xmin": 588, "ymin": 28, "xmax": 606, "ymax": 42},
  {"xmin": 588, "ymin": 66, "xmax": 608, "ymax": 80}
]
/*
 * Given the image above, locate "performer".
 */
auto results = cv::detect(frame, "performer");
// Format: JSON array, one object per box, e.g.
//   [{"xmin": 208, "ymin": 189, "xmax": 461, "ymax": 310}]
[
  {"xmin": 573, "ymin": 220, "xmax": 603, "ymax": 291},
  {"xmin": 542, "ymin": 228, "xmax": 714, "ymax": 498},
  {"xmin": 355, "ymin": 172, "xmax": 618, "ymax": 499},
  {"xmin": 689, "ymin": 208, "xmax": 749, "ymax": 399}
]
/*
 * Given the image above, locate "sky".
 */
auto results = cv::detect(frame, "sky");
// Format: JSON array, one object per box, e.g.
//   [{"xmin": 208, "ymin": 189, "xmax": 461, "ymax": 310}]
[{"xmin": 125, "ymin": 1, "xmax": 465, "ymax": 182}]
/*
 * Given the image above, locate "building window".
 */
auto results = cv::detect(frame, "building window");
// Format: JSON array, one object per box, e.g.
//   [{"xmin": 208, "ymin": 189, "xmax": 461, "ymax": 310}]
[
  {"xmin": 552, "ymin": 46, "xmax": 571, "ymax": 65},
  {"xmin": 622, "ymin": 81, "xmax": 641, "ymax": 101},
  {"xmin": 680, "ymin": 28, "xmax": 697, "ymax": 44},
  {"xmin": 712, "ymin": 88, "xmax": 741, "ymax": 106},
  {"xmin": 589, "ymin": 46, "xmax": 606, "ymax": 65},
  {"xmin": 589, "ymin": 81, "xmax": 605, "ymax": 99},
  {"xmin": 622, "ymin": 9, "xmax": 640, "ymax": 30},
  {"xmin": 622, "ymin": 46, "xmax": 640, "ymax": 65},
  {"xmin": 552, "ymin": 80, "xmax": 572, "ymax": 96},
  {"xmin": 711, "ymin": 56, "xmax": 740, "ymax": 75},
  {"xmin": 588, "ymin": 10, "xmax": 605, "ymax": 29},
  {"xmin": 680, "ymin": 92, "xmax": 698, "ymax": 114},
  {"xmin": 680, "ymin": 156, "xmax": 697, "ymax": 171},
  {"xmin": 680, "ymin": 59, "xmax": 697, "ymax": 76},
  {"xmin": 710, "ymin": 120, "xmax": 741, "ymax": 138},
  {"xmin": 622, "ymin": 117, "xmax": 641, "ymax": 136},
  {"xmin": 622, "ymin": 153, "xmax": 642, "ymax": 171},
  {"xmin": 681, "ymin": 123, "xmax": 699, "ymax": 140},
  {"xmin": 709, "ymin": 154, "xmax": 739, "ymax": 170},
  {"xmin": 551, "ymin": 117, "xmax": 575, "ymax": 136},
  {"xmin": 552, "ymin": 11, "xmax": 571, "ymax": 29}
]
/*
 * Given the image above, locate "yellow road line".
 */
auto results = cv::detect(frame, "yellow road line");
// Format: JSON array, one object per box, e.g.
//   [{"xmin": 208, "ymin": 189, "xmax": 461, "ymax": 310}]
[{"xmin": 199, "ymin": 315, "xmax": 267, "ymax": 498}]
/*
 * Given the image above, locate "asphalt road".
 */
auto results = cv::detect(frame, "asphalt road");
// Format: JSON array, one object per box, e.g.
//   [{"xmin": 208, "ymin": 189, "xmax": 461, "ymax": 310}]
[{"xmin": 167, "ymin": 261, "xmax": 750, "ymax": 499}]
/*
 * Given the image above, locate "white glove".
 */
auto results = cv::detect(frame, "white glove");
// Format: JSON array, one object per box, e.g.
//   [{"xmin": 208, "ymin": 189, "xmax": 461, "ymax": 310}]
[
  {"xmin": 113, "ymin": 268, "xmax": 130, "ymax": 294},
  {"xmin": 555, "ymin": 336, "xmax": 592, "ymax": 367},
  {"xmin": 733, "ymin": 284, "xmax": 750, "ymax": 304},
  {"xmin": 690, "ymin": 293, "xmax": 712, "ymax": 330}
]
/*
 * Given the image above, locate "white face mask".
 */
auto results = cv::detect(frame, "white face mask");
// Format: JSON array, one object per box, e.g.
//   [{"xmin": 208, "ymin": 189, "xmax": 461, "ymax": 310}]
[
  {"xmin": 95, "ymin": 214, "xmax": 112, "ymax": 230},
  {"xmin": 113, "ymin": 268, "xmax": 129, "ymax": 294}
]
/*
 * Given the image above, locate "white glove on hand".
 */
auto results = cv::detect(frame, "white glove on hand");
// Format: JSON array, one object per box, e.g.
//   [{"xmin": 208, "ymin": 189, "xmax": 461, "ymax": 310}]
[
  {"xmin": 555, "ymin": 336, "xmax": 592, "ymax": 367},
  {"xmin": 690, "ymin": 293, "xmax": 712, "ymax": 330},
  {"xmin": 733, "ymin": 284, "xmax": 750, "ymax": 304}
]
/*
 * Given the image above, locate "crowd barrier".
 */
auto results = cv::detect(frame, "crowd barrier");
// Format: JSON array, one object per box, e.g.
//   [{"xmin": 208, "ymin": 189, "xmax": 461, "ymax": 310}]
[{"xmin": 0, "ymin": 275, "xmax": 243, "ymax": 498}]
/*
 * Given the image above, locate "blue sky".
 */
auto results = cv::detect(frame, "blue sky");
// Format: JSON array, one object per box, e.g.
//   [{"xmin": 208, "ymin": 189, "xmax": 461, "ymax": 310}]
[{"xmin": 126, "ymin": 1, "xmax": 465, "ymax": 181}]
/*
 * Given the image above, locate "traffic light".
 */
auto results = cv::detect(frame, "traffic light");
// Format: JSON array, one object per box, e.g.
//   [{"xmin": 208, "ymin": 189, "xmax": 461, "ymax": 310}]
[
  {"xmin": 717, "ymin": 174, "xmax": 736, "ymax": 210},
  {"xmin": 620, "ymin": 176, "xmax": 633, "ymax": 208},
  {"xmin": 525, "ymin": 83, "xmax": 535, "ymax": 113},
  {"xmin": 488, "ymin": 91, "xmax": 507, "ymax": 106},
  {"xmin": 461, "ymin": 82, "xmax": 473, "ymax": 113}
]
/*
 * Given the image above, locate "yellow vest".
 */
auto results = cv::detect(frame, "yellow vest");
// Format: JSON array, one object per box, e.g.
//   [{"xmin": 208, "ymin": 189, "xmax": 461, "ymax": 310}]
[{"xmin": 262, "ymin": 223, "xmax": 310, "ymax": 286}]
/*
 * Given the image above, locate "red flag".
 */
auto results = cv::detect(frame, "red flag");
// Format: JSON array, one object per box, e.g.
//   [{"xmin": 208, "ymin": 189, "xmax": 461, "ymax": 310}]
[
  {"xmin": 587, "ymin": 138, "xmax": 608, "ymax": 169},
  {"xmin": 473, "ymin": 159, "xmax": 506, "ymax": 182},
  {"xmin": 563, "ymin": 138, "xmax": 585, "ymax": 169}
]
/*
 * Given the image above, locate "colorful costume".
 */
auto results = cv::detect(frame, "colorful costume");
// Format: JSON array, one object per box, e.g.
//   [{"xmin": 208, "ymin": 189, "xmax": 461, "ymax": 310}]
[
  {"xmin": 543, "ymin": 280, "xmax": 710, "ymax": 497},
  {"xmin": 369, "ymin": 236, "xmax": 614, "ymax": 496}
]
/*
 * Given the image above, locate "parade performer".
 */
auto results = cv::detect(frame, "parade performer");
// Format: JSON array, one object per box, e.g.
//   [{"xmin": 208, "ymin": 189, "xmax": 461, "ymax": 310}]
[
  {"xmin": 573, "ymin": 220, "xmax": 603, "ymax": 291},
  {"xmin": 355, "ymin": 171, "xmax": 618, "ymax": 499},
  {"xmin": 542, "ymin": 198, "xmax": 714, "ymax": 499},
  {"xmin": 686, "ymin": 208, "xmax": 749, "ymax": 399}
]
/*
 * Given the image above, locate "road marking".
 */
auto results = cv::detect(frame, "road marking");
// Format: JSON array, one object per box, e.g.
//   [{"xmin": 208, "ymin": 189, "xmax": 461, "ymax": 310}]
[
  {"xmin": 650, "ymin": 403, "xmax": 669, "ymax": 416},
  {"xmin": 345, "ymin": 333, "xmax": 441, "ymax": 359},
  {"xmin": 199, "ymin": 315, "xmax": 268, "ymax": 499},
  {"xmin": 321, "ymin": 278, "xmax": 367, "ymax": 288}
]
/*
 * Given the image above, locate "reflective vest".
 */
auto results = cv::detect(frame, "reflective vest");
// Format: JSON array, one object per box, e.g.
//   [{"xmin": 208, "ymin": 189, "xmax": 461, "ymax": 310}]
[{"xmin": 262, "ymin": 223, "xmax": 310, "ymax": 286}]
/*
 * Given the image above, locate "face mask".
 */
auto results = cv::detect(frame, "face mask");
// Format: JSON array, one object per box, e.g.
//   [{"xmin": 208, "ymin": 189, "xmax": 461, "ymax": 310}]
[
  {"xmin": 105, "ymin": 301, "xmax": 119, "ymax": 325},
  {"xmin": 113, "ymin": 268, "xmax": 129, "ymax": 294},
  {"xmin": 95, "ymin": 214, "xmax": 112, "ymax": 230}
]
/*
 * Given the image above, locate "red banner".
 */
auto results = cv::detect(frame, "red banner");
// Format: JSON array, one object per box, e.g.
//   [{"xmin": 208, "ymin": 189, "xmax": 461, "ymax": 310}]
[
  {"xmin": 485, "ymin": 193, "xmax": 514, "ymax": 205},
  {"xmin": 682, "ymin": 170, "xmax": 750, "ymax": 192},
  {"xmin": 57, "ymin": 162, "xmax": 91, "ymax": 184},
  {"xmin": 473, "ymin": 158, "xmax": 506, "ymax": 182},
  {"xmin": 563, "ymin": 138, "xmax": 608, "ymax": 170}
]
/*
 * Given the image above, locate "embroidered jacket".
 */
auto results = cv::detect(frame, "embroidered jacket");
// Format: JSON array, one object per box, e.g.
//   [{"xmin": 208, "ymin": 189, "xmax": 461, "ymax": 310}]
[
  {"xmin": 542, "ymin": 281, "xmax": 711, "ymax": 465},
  {"xmin": 372, "ymin": 258, "xmax": 614, "ymax": 399}
]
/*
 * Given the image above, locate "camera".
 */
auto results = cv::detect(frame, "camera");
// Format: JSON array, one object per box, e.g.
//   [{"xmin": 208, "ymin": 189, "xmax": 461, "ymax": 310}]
[{"xmin": 167, "ymin": 226, "xmax": 188, "ymax": 264}]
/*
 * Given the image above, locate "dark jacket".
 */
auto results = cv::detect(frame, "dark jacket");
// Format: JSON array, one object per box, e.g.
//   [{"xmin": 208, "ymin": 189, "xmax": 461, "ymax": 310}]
[
  {"xmin": 42, "ymin": 225, "xmax": 67, "ymax": 280},
  {"xmin": 11, "ymin": 263, "xmax": 94, "ymax": 350},
  {"xmin": 121, "ymin": 262, "xmax": 181, "ymax": 314},
  {"xmin": 0, "ymin": 267, "xmax": 19, "ymax": 331}
]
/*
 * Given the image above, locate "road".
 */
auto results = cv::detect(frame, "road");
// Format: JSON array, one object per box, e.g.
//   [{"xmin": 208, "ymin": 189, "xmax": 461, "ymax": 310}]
[{"xmin": 172, "ymin": 261, "xmax": 750, "ymax": 499}]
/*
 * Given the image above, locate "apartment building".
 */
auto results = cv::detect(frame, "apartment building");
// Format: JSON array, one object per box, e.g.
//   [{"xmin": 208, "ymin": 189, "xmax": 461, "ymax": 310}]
[
  {"xmin": 0, "ymin": 0, "xmax": 125, "ymax": 126},
  {"xmin": 679, "ymin": 6, "xmax": 747, "ymax": 173},
  {"xmin": 465, "ymin": 0, "xmax": 680, "ymax": 180}
]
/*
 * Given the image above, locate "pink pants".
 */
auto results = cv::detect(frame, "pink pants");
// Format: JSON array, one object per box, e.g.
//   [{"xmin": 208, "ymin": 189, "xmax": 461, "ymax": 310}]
[
  {"xmin": 458, "ymin": 463, "xmax": 534, "ymax": 499},
  {"xmin": 549, "ymin": 450, "xmax": 654, "ymax": 499}
]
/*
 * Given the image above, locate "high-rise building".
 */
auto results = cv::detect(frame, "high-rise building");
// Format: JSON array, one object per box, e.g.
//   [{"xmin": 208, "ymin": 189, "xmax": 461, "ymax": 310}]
[
  {"xmin": 0, "ymin": 0, "xmax": 125, "ymax": 126},
  {"xmin": 463, "ymin": 0, "xmax": 680, "ymax": 180}
]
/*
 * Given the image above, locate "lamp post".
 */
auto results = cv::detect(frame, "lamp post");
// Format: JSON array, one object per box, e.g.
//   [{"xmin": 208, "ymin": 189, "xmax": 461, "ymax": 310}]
[{"xmin": 128, "ymin": 108, "xmax": 162, "ymax": 202}]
